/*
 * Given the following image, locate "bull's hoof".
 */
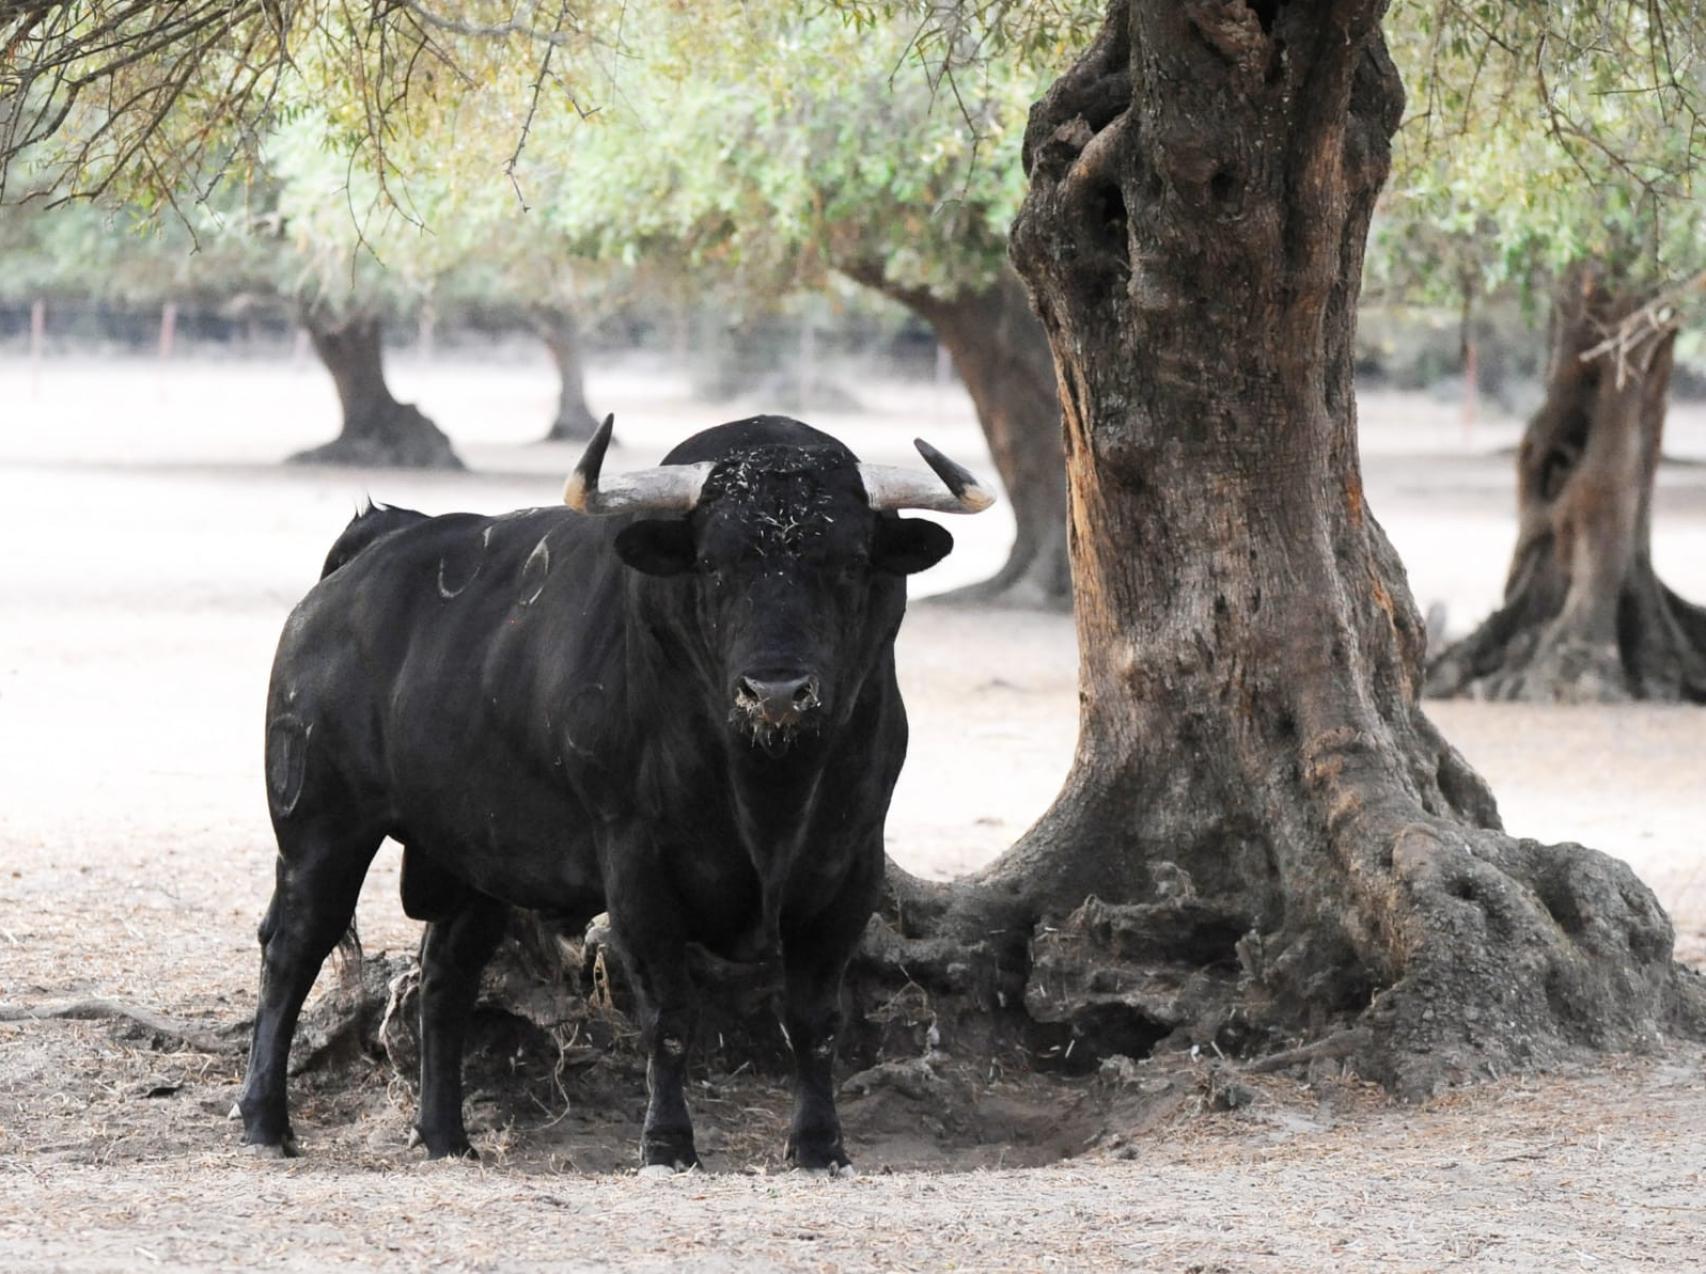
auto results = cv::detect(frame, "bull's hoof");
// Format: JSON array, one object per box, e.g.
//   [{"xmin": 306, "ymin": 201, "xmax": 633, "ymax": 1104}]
[
  {"xmin": 240, "ymin": 1114, "xmax": 299, "ymax": 1158},
  {"xmin": 641, "ymin": 1135, "xmax": 700, "ymax": 1174},
  {"xmin": 412, "ymin": 1125, "xmax": 478, "ymax": 1160},
  {"xmin": 785, "ymin": 1131, "xmax": 850, "ymax": 1174}
]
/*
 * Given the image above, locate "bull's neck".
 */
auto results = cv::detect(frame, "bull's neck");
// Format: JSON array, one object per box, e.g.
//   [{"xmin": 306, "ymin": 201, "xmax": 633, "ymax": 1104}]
[{"xmin": 726, "ymin": 742, "xmax": 828, "ymax": 961}]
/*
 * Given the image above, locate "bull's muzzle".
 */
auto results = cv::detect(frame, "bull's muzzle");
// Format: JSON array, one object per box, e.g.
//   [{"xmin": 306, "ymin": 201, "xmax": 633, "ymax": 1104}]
[{"xmin": 734, "ymin": 673, "xmax": 822, "ymax": 731}]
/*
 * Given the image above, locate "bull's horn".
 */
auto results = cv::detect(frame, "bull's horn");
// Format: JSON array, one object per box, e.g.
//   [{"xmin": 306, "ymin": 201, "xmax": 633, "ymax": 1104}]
[
  {"xmin": 858, "ymin": 439, "xmax": 995, "ymax": 514},
  {"xmin": 563, "ymin": 414, "xmax": 714, "ymax": 515}
]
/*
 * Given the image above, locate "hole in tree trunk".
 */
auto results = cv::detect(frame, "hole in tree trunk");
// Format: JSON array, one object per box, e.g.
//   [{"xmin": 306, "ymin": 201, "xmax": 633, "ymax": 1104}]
[
  {"xmin": 1615, "ymin": 589, "xmax": 1647, "ymax": 688},
  {"xmin": 1533, "ymin": 877, "xmax": 1585, "ymax": 937},
  {"xmin": 1247, "ymin": 0, "xmax": 1284, "ymax": 33},
  {"xmin": 1169, "ymin": 918, "xmax": 1250, "ymax": 969},
  {"xmin": 1090, "ymin": 181, "xmax": 1129, "ymax": 260},
  {"xmin": 1027, "ymin": 1006, "xmax": 1171, "ymax": 1076},
  {"xmin": 1538, "ymin": 406, "xmax": 1590, "ymax": 500}
]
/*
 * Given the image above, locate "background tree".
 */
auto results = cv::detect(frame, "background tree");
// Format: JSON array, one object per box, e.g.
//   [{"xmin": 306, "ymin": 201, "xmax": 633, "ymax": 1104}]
[
  {"xmin": 1376, "ymin": 3, "xmax": 1706, "ymax": 700},
  {"xmin": 403, "ymin": 5, "xmax": 1081, "ymax": 605},
  {"xmin": 263, "ymin": 116, "xmax": 460, "ymax": 468},
  {"xmin": 0, "ymin": 134, "xmax": 461, "ymax": 468},
  {"xmin": 412, "ymin": 226, "xmax": 632, "ymax": 446}
]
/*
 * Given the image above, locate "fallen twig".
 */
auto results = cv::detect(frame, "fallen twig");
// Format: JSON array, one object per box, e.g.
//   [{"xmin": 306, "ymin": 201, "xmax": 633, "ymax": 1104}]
[{"xmin": 1243, "ymin": 1027, "xmax": 1372, "ymax": 1075}]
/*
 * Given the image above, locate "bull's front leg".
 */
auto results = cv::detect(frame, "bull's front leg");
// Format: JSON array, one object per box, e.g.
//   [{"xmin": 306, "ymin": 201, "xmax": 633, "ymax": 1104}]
[
  {"xmin": 780, "ymin": 856, "xmax": 879, "ymax": 1174},
  {"xmin": 607, "ymin": 865, "xmax": 701, "ymax": 1174},
  {"xmin": 630, "ymin": 952, "xmax": 699, "ymax": 1173},
  {"xmin": 780, "ymin": 958, "xmax": 852, "ymax": 1173}
]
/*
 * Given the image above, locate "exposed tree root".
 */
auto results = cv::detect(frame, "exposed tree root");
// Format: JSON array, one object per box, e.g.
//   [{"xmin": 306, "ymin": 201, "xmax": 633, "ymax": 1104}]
[
  {"xmin": 0, "ymin": 998, "xmax": 244, "ymax": 1055},
  {"xmin": 288, "ymin": 403, "xmax": 463, "ymax": 470}
]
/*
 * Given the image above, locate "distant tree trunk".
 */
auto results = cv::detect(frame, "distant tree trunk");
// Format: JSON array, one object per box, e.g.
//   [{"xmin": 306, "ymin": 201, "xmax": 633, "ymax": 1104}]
[
  {"xmin": 292, "ymin": 314, "xmax": 462, "ymax": 469},
  {"xmin": 536, "ymin": 308, "xmax": 601, "ymax": 443},
  {"xmin": 846, "ymin": 264, "xmax": 1071, "ymax": 609},
  {"xmin": 1428, "ymin": 264, "xmax": 1706, "ymax": 702},
  {"xmin": 857, "ymin": 0, "xmax": 1702, "ymax": 1098}
]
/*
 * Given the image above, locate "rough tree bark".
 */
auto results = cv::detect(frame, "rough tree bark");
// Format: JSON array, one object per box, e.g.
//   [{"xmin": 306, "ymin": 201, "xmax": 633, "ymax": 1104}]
[
  {"xmin": 844, "ymin": 264, "xmax": 1072, "ymax": 609},
  {"xmin": 859, "ymin": 0, "xmax": 1703, "ymax": 1099},
  {"xmin": 1427, "ymin": 264, "xmax": 1706, "ymax": 702},
  {"xmin": 292, "ymin": 313, "xmax": 462, "ymax": 469},
  {"xmin": 535, "ymin": 307, "xmax": 602, "ymax": 443}
]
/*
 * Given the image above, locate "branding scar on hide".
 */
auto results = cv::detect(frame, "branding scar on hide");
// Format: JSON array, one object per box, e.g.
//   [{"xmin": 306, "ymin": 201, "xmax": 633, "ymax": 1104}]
[
  {"xmin": 561, "ymin": 683, "xmax": 608, "ymax": 760},
  {"xmin": 520, "ymin": 538, "xmax": 551, "ymax": 605},
  {"xmin": 437, "ymin": 531, "xmax": 488, "ymax": 600},
  {"xmin": 265, "ymin": 713, "xmax": 311, "ymax": 816}
]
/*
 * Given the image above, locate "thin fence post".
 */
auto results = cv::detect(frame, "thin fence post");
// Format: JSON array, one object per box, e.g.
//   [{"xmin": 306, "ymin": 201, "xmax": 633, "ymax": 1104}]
[{"xmin": 29, "ymin": 298, "xmax": 45, "ymax": 396}]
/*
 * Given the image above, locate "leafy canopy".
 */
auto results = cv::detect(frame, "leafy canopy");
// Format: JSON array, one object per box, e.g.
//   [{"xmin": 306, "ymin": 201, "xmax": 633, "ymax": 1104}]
[
  {"xmin": 1377, "ymin": 1, "xmax": 1706, "ymax": 304},
  {"xmin": 7, "ymin": 2, "xmax": 1705, "ymax": 312}
]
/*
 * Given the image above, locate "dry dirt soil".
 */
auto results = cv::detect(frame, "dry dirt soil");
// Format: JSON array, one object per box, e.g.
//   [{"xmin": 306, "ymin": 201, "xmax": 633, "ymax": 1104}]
[{"xmin": 1, "ymin": 354, "xmax": 1704, "ymax": 1270}]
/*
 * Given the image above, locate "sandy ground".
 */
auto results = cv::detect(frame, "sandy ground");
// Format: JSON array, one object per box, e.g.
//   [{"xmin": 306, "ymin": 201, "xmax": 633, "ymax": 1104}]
[{"xmin": 1, "ymin": 351, "xmax": 1704, "ymax": 1270}]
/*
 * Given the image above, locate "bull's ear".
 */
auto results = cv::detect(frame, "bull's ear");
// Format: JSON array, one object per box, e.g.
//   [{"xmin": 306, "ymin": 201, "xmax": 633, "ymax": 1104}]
[
  {"xmin": 614, "ymin": 519, "xmax": 696, "ymax": 576},
  {"xmin": 874, "ymin": 516, "xmax": 953, "ymax": 575}
]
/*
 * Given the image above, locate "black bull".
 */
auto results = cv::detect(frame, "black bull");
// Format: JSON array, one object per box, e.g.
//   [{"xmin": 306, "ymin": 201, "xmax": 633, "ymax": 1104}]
[{"xmin": 235, "ymin": 415, "xmax": 992, "ymax": 1173}]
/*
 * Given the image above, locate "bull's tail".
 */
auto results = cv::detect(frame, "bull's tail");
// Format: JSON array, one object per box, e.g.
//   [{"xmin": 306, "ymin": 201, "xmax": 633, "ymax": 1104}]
[{"xmin": 320, "ymin": 499, "xmax": 429, "ymax": 579}]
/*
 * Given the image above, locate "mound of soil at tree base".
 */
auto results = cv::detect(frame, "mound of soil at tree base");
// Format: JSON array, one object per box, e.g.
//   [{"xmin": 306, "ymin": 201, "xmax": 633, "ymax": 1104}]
[{"xmin": 287, "ymin": 402, "xmax": 464, "ymax": 470}]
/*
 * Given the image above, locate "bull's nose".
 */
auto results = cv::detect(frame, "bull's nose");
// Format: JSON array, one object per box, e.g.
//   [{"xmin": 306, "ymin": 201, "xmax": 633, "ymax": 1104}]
[{"xmin": 735, "ymin": 674, "xmax": 821, "ymax": 726}]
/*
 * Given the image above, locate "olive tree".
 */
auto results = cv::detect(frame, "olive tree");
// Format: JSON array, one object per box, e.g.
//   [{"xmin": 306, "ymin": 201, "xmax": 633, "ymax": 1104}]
[{"xmin": 1378, "ymin": 3, "xmax": 1706, "ymax": 701}]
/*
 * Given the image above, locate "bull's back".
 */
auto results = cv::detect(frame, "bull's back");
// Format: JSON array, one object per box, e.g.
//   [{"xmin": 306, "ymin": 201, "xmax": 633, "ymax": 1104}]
[{"xmin": 266, "ymin": 506, "xmax": 622, "ymax": 913}]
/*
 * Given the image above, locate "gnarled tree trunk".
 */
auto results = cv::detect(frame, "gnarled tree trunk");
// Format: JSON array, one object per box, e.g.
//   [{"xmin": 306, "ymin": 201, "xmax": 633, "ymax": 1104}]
[
  {"xmin": 536, "ymin": 307, "xmax": 602, "ymax": 443},
  {"xmin": 1427, "ymin": 265, "xmax": 1706, "ymax": 702},
  {"xmin": 846, "ymin": 265, "xmax": 1072, "ymax": 609},
  {"xmin": 863, "ymin": 0, "xmax": 1702, "ymax": 1099},
  {"xmin": 292, "ymin": 314, "xmax": 461, "ymax": 469}
]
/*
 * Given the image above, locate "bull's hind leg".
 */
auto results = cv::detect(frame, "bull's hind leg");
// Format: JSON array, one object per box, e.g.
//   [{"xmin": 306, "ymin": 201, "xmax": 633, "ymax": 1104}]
[
  {"xmin": 236, "ymin": 822, "xmax": 382, "ymax": 1156},
  {"xmin": 414, "ymin": 893, "xmax": 507, "ymax": 1159}
]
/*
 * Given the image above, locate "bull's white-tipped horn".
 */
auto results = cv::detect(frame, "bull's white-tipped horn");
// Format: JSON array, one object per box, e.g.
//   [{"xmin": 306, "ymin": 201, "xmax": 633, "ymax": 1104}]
[
  {"xmin": 858, "ymin": 438, "xmax": 995, "ymax": 514},
  {"xmin": 564, "ymin": 414, "xmax": 714, "ymax": 516}
]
